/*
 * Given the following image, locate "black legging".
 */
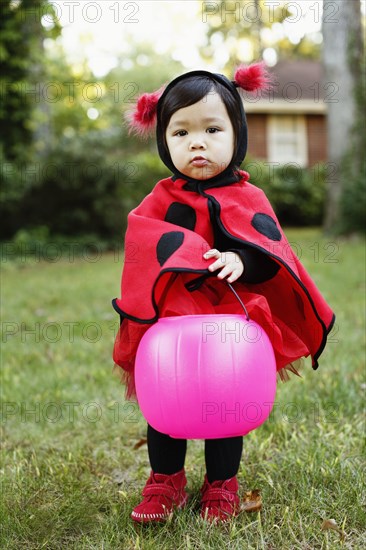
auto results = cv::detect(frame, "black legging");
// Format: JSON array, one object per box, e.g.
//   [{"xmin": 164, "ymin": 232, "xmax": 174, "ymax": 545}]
[{"xmin": 147, "ymin": 424, "xmax": 243, "ymax": 483}]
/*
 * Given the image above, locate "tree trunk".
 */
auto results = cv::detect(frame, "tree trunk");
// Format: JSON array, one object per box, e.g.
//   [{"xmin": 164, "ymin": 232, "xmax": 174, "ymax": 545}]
[{"xmin": 322, "ymin": 0, "xmax": 363, "ymax": 232}]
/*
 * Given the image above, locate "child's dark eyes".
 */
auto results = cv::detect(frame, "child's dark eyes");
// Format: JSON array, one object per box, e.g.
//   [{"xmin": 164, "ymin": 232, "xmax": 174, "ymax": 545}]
[{"xmin": 173, "ymin": 127, "xmax": 220, "ymax": 137}]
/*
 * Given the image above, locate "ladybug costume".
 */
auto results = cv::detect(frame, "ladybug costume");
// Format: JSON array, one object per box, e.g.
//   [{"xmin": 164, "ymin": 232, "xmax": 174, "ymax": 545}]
[{"xmin": 112, "ymin": 64, "xmax": 335, "ymax": 400}]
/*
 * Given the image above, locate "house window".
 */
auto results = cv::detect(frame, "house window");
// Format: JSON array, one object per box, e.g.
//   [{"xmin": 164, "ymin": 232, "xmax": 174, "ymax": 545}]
[{"xmin": 267, "ymin": 115, "xmax": 308, "ymax": 167}]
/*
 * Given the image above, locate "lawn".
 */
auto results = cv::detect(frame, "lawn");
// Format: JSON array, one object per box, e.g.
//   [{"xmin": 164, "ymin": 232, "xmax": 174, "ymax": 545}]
[{"xmin": 1, "ymin": 228, "xmax": 365, "ymax": 549}]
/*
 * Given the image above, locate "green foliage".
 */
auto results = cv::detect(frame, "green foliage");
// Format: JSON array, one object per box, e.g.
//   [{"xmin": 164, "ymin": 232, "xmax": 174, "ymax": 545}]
[
  {"xmin": 200, "ymin": 0, "xmax": 321, "ymax": 69},
  {"xmin": 0, "ymin": 148, "xmax": 33, "ymax": 237},
  {"xmin": 322, "ymin": 0, "xmax": 365, "ymax": 235},
  {"xmin": 1, "ymin": 153, "xmax": 326, "ymax": 244},
  {"xmin": 0, "ymin": 27, "xmax": 185, "ymax": 242},
  {"xmin": 1, "ymin": 226, "xmax": 110, "ymax": 263},
  {"xmin": 0, "ymin": 0, "xmax": 62, "ymax": 237},
  {"xmin": 13, "ymin": 132, "xmax": 128, "ymax": 239},
  {"xmin": 0, "ymin": 0, "xmax": 61, "ymax": 161},
  {"xmin": 243, "ymin": 159, "xmax": 326, "ymax": 225},
  {"xmin": 339, "ymin": 162, "xmax": 366, "ymax": 234},
  {"xmin": 0, "ymin": 0, "xmax": 328, "ymax": 244},
  {"xmin": 1, "ymin": 154, "xmax": 326, "ymax": 245},
  {"xmin": 338, "ymin": 35, "xmax": 366, "ymax": 235}
]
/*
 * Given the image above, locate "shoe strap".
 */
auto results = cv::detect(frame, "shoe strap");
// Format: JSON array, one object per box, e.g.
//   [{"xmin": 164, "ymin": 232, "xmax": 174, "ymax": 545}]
[
  {"xmin": 201, "ymin": 488, "xmax": 237, "ymax": 503},
  {"xmin": 142, "ymin": 484, "xmax": 177, "ymax": 499}
]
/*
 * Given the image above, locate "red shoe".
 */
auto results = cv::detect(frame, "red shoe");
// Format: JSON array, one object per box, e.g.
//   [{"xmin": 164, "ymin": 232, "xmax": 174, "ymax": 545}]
[
  {"xmin": 131, "ymin": 469, "xmax": 188, "ymax": 523},
  {"xmin": 200, "ymin": 475, "xmax": 240, "ymax": 522}
]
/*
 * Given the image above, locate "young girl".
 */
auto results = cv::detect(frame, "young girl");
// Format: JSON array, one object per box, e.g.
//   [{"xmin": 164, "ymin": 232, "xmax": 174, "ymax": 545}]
[{"xmin": 112, "ymin": 63, "xmax": 335, "ymax": 523}]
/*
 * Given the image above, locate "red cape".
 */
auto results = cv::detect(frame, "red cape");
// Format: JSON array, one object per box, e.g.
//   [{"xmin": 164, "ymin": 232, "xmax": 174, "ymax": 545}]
[{"xmin": 113, "ymin": 171, "xmax": 335, "ymax": 396}]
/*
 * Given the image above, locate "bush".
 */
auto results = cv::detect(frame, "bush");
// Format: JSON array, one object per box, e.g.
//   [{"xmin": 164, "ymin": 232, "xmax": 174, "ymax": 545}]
[
  {"xmin": 30, "ymin": 135, "xmax": 123, "ymax": 238},
  {"xmin": 336, "ymin": 110, "xmax": 366, "ymax": 234},
  {"xmin": 1, "ymin": 141, "xmax": 326, "ymax": 250},
  {"xmin": 339, "ymin": 169, "xmax": 366, "ymax": 234},
  {"xmin": 2, "ymin": 226, "xmax": 110, "ymax": 260},
  {"xmin": 0, "ymin": 133, "xmax": 170, "ymax": 244},
  {"xmin": 0, "ymin": 150, "xmax": 31, "ymax": 238},
  {"xmin": 243, "ymin": 160, "xmax": 326, "ymax": 226}
]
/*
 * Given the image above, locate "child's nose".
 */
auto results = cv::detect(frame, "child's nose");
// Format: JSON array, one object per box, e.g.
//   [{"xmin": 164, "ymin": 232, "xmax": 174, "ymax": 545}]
[{"xmin": 189, "ymin": 137, "xmax": 206, "ymax": 150}]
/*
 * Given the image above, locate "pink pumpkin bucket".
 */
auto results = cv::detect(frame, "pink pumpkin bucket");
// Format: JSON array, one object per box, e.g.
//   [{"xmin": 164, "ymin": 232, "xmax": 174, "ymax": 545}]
[{"xmin": 135, "ymin": 283, "xmax": 277, "ymax": 439}]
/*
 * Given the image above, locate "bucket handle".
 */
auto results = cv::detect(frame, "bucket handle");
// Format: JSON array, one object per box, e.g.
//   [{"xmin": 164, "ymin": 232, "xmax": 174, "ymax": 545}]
[
  {"xmin": 184, "ymin": 274, "xmax": 250, "ymax": 321},
  {"xmin": 226, "ymin": 282, "xmax": 250, "ymax": 321}
]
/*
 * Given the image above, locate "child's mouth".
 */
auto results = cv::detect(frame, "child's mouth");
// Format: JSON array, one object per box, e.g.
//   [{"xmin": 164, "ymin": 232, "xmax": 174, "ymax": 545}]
[{"xmin": 191, "ymin": 156, "xmax": 208, "ymax": 167}]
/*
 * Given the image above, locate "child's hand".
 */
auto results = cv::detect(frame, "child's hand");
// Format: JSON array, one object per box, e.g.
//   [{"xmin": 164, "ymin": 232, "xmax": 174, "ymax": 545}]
[{"xmin": 203, "ymin": 249, "xmax": 244, "ymax": 283}]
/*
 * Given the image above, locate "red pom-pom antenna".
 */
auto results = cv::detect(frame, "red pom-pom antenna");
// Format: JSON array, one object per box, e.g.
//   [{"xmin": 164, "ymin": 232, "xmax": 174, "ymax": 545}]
[
  {"xmin": 126, "ymin": 86, "xmax": 165, "ymax": 137},
  {"xmin": 234, "ymin": 62, "xmax": 272, "ymax": 93}
]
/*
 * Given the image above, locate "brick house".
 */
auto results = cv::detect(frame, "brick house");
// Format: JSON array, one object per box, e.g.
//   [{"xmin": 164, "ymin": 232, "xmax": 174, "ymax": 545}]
[{"xmin": 244, "ymin": 60, "xmax": 327, "ymax": 167}]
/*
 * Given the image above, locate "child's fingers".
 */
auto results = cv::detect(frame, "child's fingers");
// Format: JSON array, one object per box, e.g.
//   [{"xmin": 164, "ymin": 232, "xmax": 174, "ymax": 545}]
[
  {"xmin": 204, "ymin": 251, "xmax": 244, "ymax": 280},
  {"xmin": 203, "ymin": 249, "xmax": 220, "ymax": 258},
  {"xmin": 220, "ymin": 267, "xmax": 243, "ymax": 283},
  {"xmin": 217, "ymin": 264, "xmax": 236, "ymax": 280},
  {"xmin": 226, "ymin": 271, "xmax": 240, "ymax": 283},
  {"xmin": 208, "ymin": 258, "xmax": 225, "ymax": 272},
  {"xmin": 217, "ymin": 267, "xmax": 229, "ymax": 279},
  {"xmin": 204, "ymin": 249, "xmax": 222, "ymax": 272}
]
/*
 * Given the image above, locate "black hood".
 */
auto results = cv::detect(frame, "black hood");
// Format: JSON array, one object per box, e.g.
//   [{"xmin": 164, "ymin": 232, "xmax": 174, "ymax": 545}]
[{"xmin": 156, "ymin": 70, "xmax": 248, "ymax": 187}]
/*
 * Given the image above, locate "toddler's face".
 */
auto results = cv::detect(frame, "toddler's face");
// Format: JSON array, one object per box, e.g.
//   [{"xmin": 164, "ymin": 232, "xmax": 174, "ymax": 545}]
[{"xmin": 165, "ymin": 92, "xmax": 235, "ymax": 180}]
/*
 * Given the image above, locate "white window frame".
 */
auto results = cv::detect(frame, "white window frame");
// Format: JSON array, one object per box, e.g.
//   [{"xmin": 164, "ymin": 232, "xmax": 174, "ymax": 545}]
[{"xmin": 267, "ymin": 115, "xmax": 308, "ymax": 167}]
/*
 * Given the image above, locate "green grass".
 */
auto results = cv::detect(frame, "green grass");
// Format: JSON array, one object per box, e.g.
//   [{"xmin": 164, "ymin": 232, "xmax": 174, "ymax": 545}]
[{"xmin": 1, "ymin": 228, "xmax": 365, "ymax": 549}]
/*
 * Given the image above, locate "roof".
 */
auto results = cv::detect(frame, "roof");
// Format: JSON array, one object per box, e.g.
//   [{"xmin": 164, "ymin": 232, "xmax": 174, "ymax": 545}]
[
  {"xmin": 243, "ymin": 59, "xmax": 326, "ymax": 114},
  {"xmin": 269, "ymin": 59, "xmax": 324, "ymax": 100}
]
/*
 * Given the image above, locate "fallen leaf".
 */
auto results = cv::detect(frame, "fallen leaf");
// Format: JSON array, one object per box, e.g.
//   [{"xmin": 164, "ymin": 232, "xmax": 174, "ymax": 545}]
[
  {"xmin": 321, "ymin": 518, "xmax": 346, "ymax": 541},
  {"xmin": 133, "ymin": 438, "xmax": 147, "ymax": 450},
  {"xmin": 242, "ymin": 489, "xmax": 262, "ymax": 512},
  {"xmin": 111, "ymin": 469, "xmax": 126, "ymax": 484}
]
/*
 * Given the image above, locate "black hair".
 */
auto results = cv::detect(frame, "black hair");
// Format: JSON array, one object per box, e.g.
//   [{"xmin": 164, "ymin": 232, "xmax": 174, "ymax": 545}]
[{"xmin": 158, "ymin": 76, "xmax": 242, "ymax": 168}]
